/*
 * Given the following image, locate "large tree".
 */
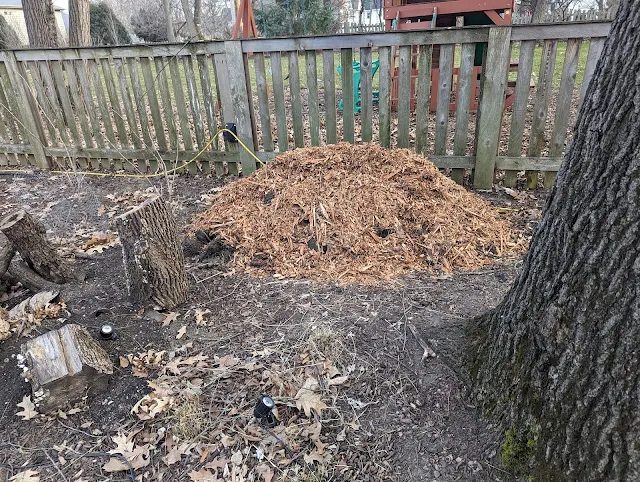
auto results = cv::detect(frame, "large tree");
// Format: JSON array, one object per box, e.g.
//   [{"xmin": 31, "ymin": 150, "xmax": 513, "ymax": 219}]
[
  {"xmin": 469, "ymin": 0, "xmax": 640, "ymax": 479},
  {"xmin": 69, "ymin": 0, "xmax": 91, "ymax": 46},
  {"xmin": 89, "ymin": 2, "xmax": 131, "ymax": 45},
  {"xmin": 22, "ymin": 0, "xmax": 59, "ymax": 48}
]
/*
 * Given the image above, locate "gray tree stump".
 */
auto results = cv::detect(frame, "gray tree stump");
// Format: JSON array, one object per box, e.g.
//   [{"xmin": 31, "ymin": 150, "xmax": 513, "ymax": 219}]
[
  {"xmin": 0, "ymin": 210, "xmax": 78, "ymax": 284},
  {"xmin": 115, "ymin": 195, "xmax": 189, "ymax": 309},
  {"xmin": 22, "ymin": 324, "xmax": 113, "ymax": 412}
]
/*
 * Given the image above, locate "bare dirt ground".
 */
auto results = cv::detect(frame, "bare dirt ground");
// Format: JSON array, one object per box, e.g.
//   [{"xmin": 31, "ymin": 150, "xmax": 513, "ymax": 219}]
[{"xmin": 0, "ymin": 171, "xmax": 547, "ymax": 481}]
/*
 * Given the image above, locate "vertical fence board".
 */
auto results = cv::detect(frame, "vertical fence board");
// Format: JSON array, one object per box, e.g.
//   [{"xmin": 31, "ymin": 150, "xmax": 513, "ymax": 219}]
[
  {"xmin": 341, "ymin": 48, "xmax": 355, "ymax": 143},
  {"xmin": 435, "ymin": 44, "xmax": 454, "ymax": 156},
  {"xmin": 169, "ymin": 57, "xmax": 193, "ymax": 152},
  {"xmin": 579, "ymin": 37, "xmax": 605, "ymax": 109},
  {"xmin": 28, "ymin": 61, "xmax": 57, "ymax": 145},
  {"xmin": 76, "ymin": 60, "xmax": 103, "ymax": 151},
  {"xmin": 546, "ymin": 38, "xmax": 580, "ymax": 188},
  {"xmin": 196, "ymin": 55, "xmax": 216, "ymax": 146},
  {"xmin": 114, "ymin": 59, "xmax": 141, "ymax": 170},
  {"xmin": 474, "ymin": 27, "xmax": 511, "ymax": 189},
  {"xmin": 140, "ymin": 57, "xmax": 167, "ymax": 152},
  {"xmin": 39, "ymin": 61, "xmax": 70, "ymax": 149},
  {"xmin": 243, "ymin": 53, "xmax": 259, "ymax": 150},
  {"xmin": 254, "ymin": 52, "xmax": 274, "ymax": 151},
  {"xmin": 415, "ymin": 44, "xmax": 432, "ymax": 156},
  {"xmin": 88, "ymin": 59, "xmax": 115, "ymax": 150},
  {"xmin": 505, "ymin": 39, "xmax": 535, "ymax": 187},
  {"xmin": 253, "ymin": 52, "xmax": 273, "ymax": 152},
  {"xmin": 155, "ymin": 57, "xmax": 178, "ymax": 150},
  {"xmin": 305, "ymin": 51, "xmax": 321, "ymax": 146},
  {"xmin": 224, "ymin": 41, "xmax": 257, "ymax": 174},
  {"xmin": 451, "ymin": 43, "xmax": 475, "ymax": 184},
  {"xmin": 183, "ymin": 56, "xmax": 205, "ymax": 154},
  {"xmin": 360, "ymin": 47, "xmax": 373, "ymax": 143},
  {"xmin": 49, "ymin": 61, "xmax": 81, "ymax": 166},
  {"xmin": 322, "ymin": 49, "xmax": 337, "ymax": 145},
  {"xmin": 377, "ymin": 46, "xmax": 392, "ymax": 149},
  {"xmin": 270, "ymin": 51, "xmax": 288, "ymax": 152},
  {"xmin": 397, "ymin": 45, "xmax": 411, "ymax": 148},
  {"xmin": 288, "ymin": 51, "xmax": 304, "ymax": 148},
  {"xmin": 527, "ymin": 39, "xmax": 558, "ymax": 188},
  {"xmin": 127, "ymin": 58, "xmax": 153, "ymax": 155},
  {"xmin": 63, "ymin": 60, "xmax": 94, "ymax": 155},
  {"xmin": 210, "ymin": 56, "xmax": 226, "ymax": 176},
  {"xmin": 100, "ymin": 58, "xmax": 128, "ymax": 150},
  {"xmin": 0, "ymin": 74, "xmax": 14, "ymax": 164}
]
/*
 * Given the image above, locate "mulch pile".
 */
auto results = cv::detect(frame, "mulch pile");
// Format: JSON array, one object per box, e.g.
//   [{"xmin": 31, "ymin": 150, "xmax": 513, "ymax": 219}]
[{"xmin": 192, "ymin": 143, "xmax": 526, "ymax": 284}]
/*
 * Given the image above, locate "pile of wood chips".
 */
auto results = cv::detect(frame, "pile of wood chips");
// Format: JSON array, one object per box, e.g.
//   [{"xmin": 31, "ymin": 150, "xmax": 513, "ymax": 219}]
[{"xmin": 192, "ymin": 143, "xmax": 525, "ymax": 284}]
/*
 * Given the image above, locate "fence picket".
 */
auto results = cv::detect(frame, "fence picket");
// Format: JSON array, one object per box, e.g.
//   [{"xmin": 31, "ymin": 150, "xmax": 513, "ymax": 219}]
[
  {"xmin": 115, "ymin": 59, "xmax": 142, "ymax": 170},
  {"xmin": 183, "ymin": 56, "xmax": 205, "ymax": 155},
  {"xmin": 127, "ymin": 58, "xmax": 153, "ymax": 158},
  {"xmin": 579, "ymin": 38, "xmax": 605, "ymax": 109},
  {"xmin": 270, "ymin": 51, "xmax": 288, "ymax": 152},
  {"xmin": 435, "ymin": 44, "xmax": 454, "ymax": 156},
  {"xmin": 322, "ymin": 49, "xmax": 337, "ymax": 145},
  {"xmin": 253, "ymin": 52, "xmax": 274, "ymax": 151},
  {"xmin": 527, "ymin": 39, "xmax": 558, "ymax": 188},
  {"xmin": 397, "ymin": 45, "xmax": 411, "ymax": 148},
  {"xmin": 76, "ymin": 60, "xmax": 104, "ymax": 151},
  {"xmin": 360, "ymin": 47, "xmax": 373, "ymax": 143},
  {"xmin": 546, "ymin": 38, "xmax": 580, "ymax": 188},
  {"xmin": 415, "ymin": 44, "xmax": 432, "ymax": 156},
  {"xmin": 169, "ymin": 56, "xmax": 193, "ymax": 152},
  {"xmin": 140, "ymin": 57, "xmax": 167, "ymax": 153},
  {"xmin": 155, "ymin": 57, "xmax": 178, "ymax": 150},
  {"xmin": 341, "ymin": 48, "xmax": 355, "ymax": 143},
  {"xmin": 451, "ymin": 43, "xmax": 475, "ymax": 184},
  {"xmin": 288, "ymin": 51, "xmax": 305, "ymax": 148},
  {"xmin": 28, "ymin": 61, "xmax": 57, "ymax": 145},
  {"xmin": 89, "ymin": 59, "xmax": 116, "ymax": 149},
  {"xmin": 64, "ymin": 60, "xmax": 94, "ymax": 156},
  {"xmin": 474, "ymin": 27, "xmax": 511, "ymax": 189},
  {"xmin": 505, "ymin": 39, "xmax": 535, "ymax": 187},
  {"xmin": 99, "ymin": 58, "xmax": 128, "ymax": 151},
  {"xmin": 378, "ymin": 46, "xmax": 391, "ymax": 148},
  {"xmin": 306, "ymin": 51, "xmax": 321, "ymax": 146},
  {"xmin": 197, "ymin": 55, "xmax": 217, "ymax": 147}
]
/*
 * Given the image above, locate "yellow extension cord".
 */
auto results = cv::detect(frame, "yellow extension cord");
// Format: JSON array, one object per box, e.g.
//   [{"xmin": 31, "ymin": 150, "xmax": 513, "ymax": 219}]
[{"xmin": 0, "ymin": 128, "xmax": 263, "ymax": 178}]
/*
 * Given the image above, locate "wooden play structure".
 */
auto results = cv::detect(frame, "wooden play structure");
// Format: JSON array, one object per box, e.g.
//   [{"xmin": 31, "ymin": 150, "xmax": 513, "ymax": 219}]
[{"xmin": 384, "ymin": 0, "xmax": 515, "ymax": 111}]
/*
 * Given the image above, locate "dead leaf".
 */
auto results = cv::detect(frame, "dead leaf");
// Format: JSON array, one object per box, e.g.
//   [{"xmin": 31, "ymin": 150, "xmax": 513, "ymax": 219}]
[
  {"xmin": 163, "ymin": 447, "xmax": 182, "ymax": 466},
  {"xmin": 81, "ymin": 232, "xmax": 119, "ymax": 254},
  {"xmin": 16, "ymin": 395, "xmax": 38, "ymax": 420},
  {"xmin": 103, "ymin": 445, "xmax": 150, "ymax": 472},
  {"xmin": 230, "ymin": 450, "xmax": 243, "ymax": 466},
  {"xmin": 162, "ymin": 312, "xmax": 179, "ymax": 326},
  {"xmin": 119, "ymin": 356, "xmax": 130, "ymax": 368},
  {"xmin": 176, "ymin": 325, "xmax": 187, "ymax": 339},
  {"xmin": 9, "ymin": 469, "xmax": 40, "ymax": 481},
  {"xmin": 256, "ymin": 464, "xmax": 274, "ymax": 482},
  {"xmin": 204, "ymin": 458, "xmax": 228, "ymax": 472},
  {"xmin": 195, "ymin": 309, "xmax": 211, "ymax": 326},
  {"xmin": 188, "ymin": 468, "xmax": 216, "ymax": 482},
  {"xmin": 295, "ymin": 378, "xmax": 327, "ymax": 417}
]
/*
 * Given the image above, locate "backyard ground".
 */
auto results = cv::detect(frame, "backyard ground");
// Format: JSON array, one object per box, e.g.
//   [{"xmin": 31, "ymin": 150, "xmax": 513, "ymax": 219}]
[{"xmin": 0, "ymin": 171, "xmax": 546, "ymax": 481}]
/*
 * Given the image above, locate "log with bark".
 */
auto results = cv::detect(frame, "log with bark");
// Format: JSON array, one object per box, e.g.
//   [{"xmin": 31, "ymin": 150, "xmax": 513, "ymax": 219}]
[
  {"xmin": 115, "ymin": 196, "xmax": 189, "ymax": 309},
  {"xmin": 0, "ymin": 210, "xmax": 80, "ymax": 284},
  {"xmin": 21, "ymin": 324, "xmax": 113, "ymax": 412},
  {"xmin": 0, "ymin": 233, "xmax": 15, "ymax": 278}
]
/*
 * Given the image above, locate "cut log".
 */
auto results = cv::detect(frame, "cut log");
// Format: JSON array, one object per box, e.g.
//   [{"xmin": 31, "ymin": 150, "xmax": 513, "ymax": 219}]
[
  {"xmin": 115, "ymin": 195, "xmax": 189, "ymax": 309},
  {"xmin": 0, "ymin": 233, "xmax": 15, "ymax": 278},
  {"xmin": 0, "ymin": 210, "xmax": 78, "ymax": 283},
  {"xmin": 7, "ymin": 258, "xmax": 61, "ymax": 293},
  {"xmin": 21, "ymin": 324, "xmax": 113, "ymax": 412}
]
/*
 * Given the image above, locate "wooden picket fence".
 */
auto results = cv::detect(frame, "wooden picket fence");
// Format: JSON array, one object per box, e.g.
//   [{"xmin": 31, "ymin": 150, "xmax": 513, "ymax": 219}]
[{"xmin": 0, "ymin": 21, "xmax": 610, "ymax": 188}]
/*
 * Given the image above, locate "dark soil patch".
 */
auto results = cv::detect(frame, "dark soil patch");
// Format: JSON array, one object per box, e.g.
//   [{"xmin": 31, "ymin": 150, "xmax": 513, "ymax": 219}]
[{"xmin": 0, "ymin": 171, "xmax": 547, "ymax": 481}]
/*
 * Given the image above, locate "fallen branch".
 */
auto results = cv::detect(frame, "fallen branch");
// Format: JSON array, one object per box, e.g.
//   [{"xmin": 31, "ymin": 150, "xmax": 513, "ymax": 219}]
[
  {"xmin": 7, "ymin": 258, "xmax": 61, "ymax": 293},
  {"xmin": 407, "ymin": 322, "xmax": 437, "ymax": 362},
  {"xmin": 0, "ymin": 233, "xmax": 15, "ymax": 278}
]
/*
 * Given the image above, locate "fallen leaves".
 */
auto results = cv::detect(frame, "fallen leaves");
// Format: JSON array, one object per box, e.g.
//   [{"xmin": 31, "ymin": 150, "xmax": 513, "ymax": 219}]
[
  {"xmin": 9, "ymin": 469, "xmax": 40, "ymax": 482},
  {"xmin": 3, "ymin": 291, "xmax": 65, "ymax": 339},
  {"xmin": 80, "ymin": 231, "xmax": 119, "ymax": 254},
  {"xmin": 15, "ymin": 395, "xmax": 38, "ymax": 421},
  {"xmin": 103, "ymin": 433, "xmax": 150, "ymax": 472},
  {"xmin": 295, "ymin": 377, "xmax": 328, "ymax": 417}
]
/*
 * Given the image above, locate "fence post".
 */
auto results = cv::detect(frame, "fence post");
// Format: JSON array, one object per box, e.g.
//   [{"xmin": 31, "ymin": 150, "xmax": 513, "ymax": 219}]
[
  {"xmin": 473, "ymin": 26, "xmax": 511, "ymax": 189},
  {"xmin": 3, "ymin": 51, "xmax": 49, "ymax": 169},
  {"xmin": 222, "ymin": 40, "xmax": 257, "ymax": 175}
]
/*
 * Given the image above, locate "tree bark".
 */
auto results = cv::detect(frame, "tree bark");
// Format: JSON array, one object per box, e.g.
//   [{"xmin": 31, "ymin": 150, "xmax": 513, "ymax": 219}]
[
  {"xmin": 193, "ymin": 0, "xmax": 204, "ymax": 39},
  {"xmin": 68, "ymin": 0, "xmax": 91, "ymax": 46},
  {"xmin": 180, "ymin": 0, "xmax": 198, "ymax": 38},
  {"xmin": 7, "ymin": 258, "xmax": 61, "ymax": 293},
  {"xmin": 0, "ymin": 233, "xmax": 14, "ymax": 278},
  {"xmin": 22, "ymin": 0, "xmax": 59, "ymax": 48},
  {"xmin": 163, "ymin": 0, "xmax": 177, "ymax": 42},
  {"xmin": 0, "ymin": 211, "xmax": 78, "ymax": 284},
  {"xmin": 469, "ymin": 3, "xmax": 640, "ymax": 480},
  {"xmin": 115, "ymin": 196, "xmax": 189, "ymax": 309}
]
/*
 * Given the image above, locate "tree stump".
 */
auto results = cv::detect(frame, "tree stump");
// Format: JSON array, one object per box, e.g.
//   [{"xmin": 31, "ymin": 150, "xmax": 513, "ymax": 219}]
[
  {"xmin": 0, "ymin": 210, "xmax": 78, "ymax": 284},
  {"xmin": 21, "ymin": 324, "xmax": 113, "ymax": 412},
  {"xmin": 0, "ymin": 233, "xmax": 15, "ymax": 278},
  {"xmin": 115, "ymin": 196, "xmax": 189, "ymax": 309}
]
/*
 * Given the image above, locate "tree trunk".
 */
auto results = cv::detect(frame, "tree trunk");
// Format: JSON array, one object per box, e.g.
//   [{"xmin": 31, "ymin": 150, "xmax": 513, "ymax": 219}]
[
  {"xmin": 115, "ymin": 196, "xmax": 189, "ymax": 309},
  {"xmin": 469, "ymin": 3, "xmax": 640, "ymax": 480},
  {"xmin": 163, "ymin": 0, "xmax": 177, "ymax": 42},
  {"xmin": 193, "ymin": 0, "xmax": 204, "ymax": 39},
  {"xmin": 180, "ymin": 0, "xmax": 198, "ymax": 38},
  {"xmin": 0, "ymin": 211, "xmax": 78, "ymax": 284},
  {"xmin": 68, "ymin": 0, "xmax": 91, "ymax": 46},
  {"xmin": 530, "ymin": 0, "xmax": 547, "ymax": 22},
  {"xmin": 22, "ymin": 0, "xmax": 59, "ymax": 48}
]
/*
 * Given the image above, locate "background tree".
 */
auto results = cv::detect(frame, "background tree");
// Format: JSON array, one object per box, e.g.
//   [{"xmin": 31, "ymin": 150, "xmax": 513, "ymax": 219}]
[
  {"xmin": 163, "ymin": 0, "xmax": 177, "ymax": 42},
  {"xmin": 131, "ymin": 5, "xmax": 170, "ymax": 42},
  {"xmin": 255, "ymin": 0, "xmax": 338, "ymax": 36},
  {"xmin": 469, "ymin": 0, "xmax": 640, "ymax": 478},
  {"xmin": 0, "ymin": 15, "xmax": 21, "ymax": 49},
  {"xmin": 69, "ymin": 0, "xmax": 91, "ymax": 46},
  {"xmin": 89, "ymin": 2, "xmax": 131, "ymax": 45},
  {"xmin": 22, "ymin": 0, "xmax": 59, "ymax": 48}
]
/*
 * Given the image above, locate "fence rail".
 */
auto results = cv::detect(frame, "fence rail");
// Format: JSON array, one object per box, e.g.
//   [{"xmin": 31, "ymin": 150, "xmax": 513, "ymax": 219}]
[{"xmin": 0, "ymin": 21, "xmax": 611, "ymax": 188}]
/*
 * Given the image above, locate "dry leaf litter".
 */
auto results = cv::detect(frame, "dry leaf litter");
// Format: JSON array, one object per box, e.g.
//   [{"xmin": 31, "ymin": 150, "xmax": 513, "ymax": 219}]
[{"xmin": 193, "ymin": 143, "xmax": 526, "ymax": 284}]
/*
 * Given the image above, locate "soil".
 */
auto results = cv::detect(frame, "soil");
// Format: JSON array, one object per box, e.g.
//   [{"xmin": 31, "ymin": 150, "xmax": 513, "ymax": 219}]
[{"xmin": 0, "ymin": 171, "xmax": 548, "ymax": 481}]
